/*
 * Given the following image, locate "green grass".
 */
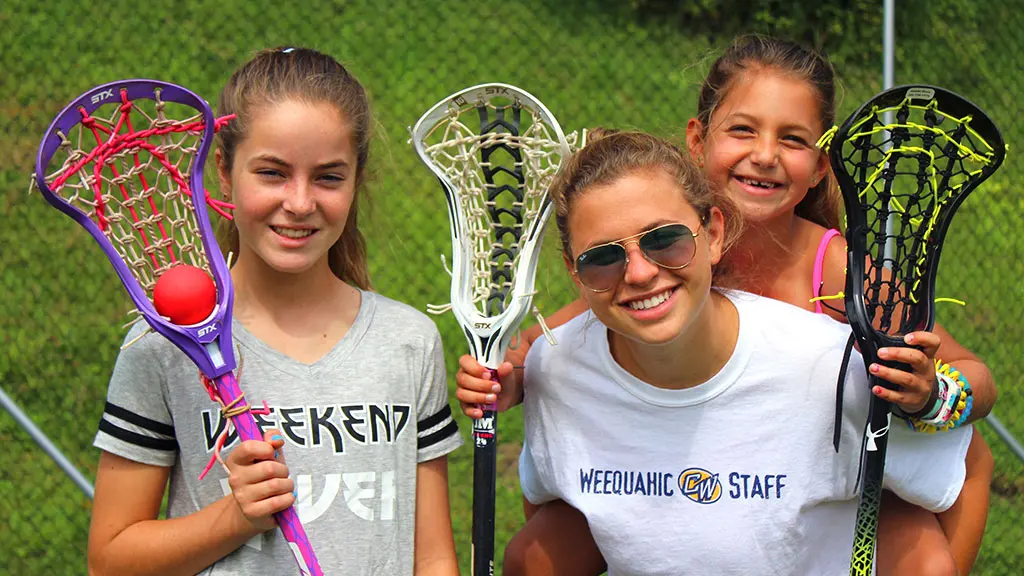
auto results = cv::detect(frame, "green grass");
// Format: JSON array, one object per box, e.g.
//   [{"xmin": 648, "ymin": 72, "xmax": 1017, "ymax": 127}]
[{"xmin": 1, "ymin": 0, "xmax": 1021, "ymax": 574}]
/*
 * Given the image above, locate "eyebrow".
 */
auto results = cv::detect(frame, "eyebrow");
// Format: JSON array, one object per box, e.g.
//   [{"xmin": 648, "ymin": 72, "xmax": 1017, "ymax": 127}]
[
  {"xmin": 251, "ymin": 154, "xmax": 351, "ymax": 171},
  {"xmin": 723, "ymin": 112, "xmax": 817, "ymax": 135},
  {"xmin": 585, "ymin": 219, "xmax": 683, "ymax": 249}
]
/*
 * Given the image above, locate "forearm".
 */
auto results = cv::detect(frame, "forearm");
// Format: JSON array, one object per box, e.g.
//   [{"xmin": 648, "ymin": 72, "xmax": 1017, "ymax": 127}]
[
  {"xmin": 949, "ymin": 358, "xmax": 995, "ymax": 421},
  {"xmin": 90, "ymin": 495, "xmax": 263, "ymax": 576},
  {"xmin": 414, "ymin": 457, "xmax": 459, "ymax": 576},
  {"xmin": 932, "ymin": 323, "xmax": 996, "ymax": 421},
  {"xmin": 414, "ymin": 555, "xmax": 460, "ymax": 576}
]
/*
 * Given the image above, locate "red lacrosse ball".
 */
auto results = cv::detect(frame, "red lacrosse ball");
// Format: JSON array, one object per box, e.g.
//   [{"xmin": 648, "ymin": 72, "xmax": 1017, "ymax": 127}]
[{"xmin": 153, "ymin": 265, "xmax": 217, "ymax": 325}]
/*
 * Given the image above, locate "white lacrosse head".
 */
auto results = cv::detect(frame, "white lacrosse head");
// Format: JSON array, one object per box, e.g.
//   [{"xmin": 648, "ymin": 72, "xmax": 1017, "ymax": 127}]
[{"xmin": 411, "ymin": 83, "xmax": 573, "ymax": 368}]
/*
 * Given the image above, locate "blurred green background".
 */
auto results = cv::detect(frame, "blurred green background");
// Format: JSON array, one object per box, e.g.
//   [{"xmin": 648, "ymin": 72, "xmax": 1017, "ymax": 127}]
[{"xmin": 1, "ymin": 0, "xmax": 1020, "ymax": 574}]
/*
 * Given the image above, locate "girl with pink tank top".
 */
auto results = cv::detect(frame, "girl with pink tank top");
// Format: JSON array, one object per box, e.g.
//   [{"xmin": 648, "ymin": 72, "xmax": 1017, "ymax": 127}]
[{"xmin": 457, "ymin": 36, "xmax": 996, "ymax": 576}]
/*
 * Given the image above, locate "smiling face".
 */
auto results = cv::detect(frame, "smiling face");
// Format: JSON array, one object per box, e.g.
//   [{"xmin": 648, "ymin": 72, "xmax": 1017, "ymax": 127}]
[
  {"xmin": 566, "ymin": 167, "xmax": 725, "ymax": 346},
  {"xmin": 218, "ymin": 99, "xmax": 358, "ymax": 276},
  {"xmin": 688, "ymin": 68, "xmax": 829, "ymax": 224}
]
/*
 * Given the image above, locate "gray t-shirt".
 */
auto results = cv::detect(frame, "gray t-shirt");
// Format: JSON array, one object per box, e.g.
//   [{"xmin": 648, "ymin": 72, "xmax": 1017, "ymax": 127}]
[{"xmin": 94, "ymin": 291, "xmax": 463, "ymax": 575}]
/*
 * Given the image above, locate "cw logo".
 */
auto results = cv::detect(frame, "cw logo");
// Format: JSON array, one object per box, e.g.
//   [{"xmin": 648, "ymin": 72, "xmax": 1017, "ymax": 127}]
[{"xmin": 678, "ymin": 467, "xmax": 723, "ymax": 504}]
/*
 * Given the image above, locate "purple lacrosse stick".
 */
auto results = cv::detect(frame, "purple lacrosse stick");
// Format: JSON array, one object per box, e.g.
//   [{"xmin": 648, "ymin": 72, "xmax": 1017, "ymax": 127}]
[{"xmin": 34, "ymin": 79, "xmax": 324, "ymax": 576}]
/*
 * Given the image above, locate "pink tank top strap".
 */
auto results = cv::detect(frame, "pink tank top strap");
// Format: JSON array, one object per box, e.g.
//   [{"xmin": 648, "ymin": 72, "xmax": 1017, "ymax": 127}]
[{"xmin": 812, "ymin": 228, "xmax": 842, "ymax": 314}]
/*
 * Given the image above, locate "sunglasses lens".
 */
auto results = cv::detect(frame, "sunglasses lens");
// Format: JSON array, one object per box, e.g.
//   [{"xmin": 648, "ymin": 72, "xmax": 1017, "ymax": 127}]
[
  {"xmin": 640, "ymin": 224, "xmax": 697, "ymax": 268},
  {"xmin": 576, "ymin": 245, "xmax": 626, "ymax": 291}
]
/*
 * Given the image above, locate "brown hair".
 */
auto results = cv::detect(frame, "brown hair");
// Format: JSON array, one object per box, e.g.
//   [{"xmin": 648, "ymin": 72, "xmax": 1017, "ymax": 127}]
[
  {"xmin": 552, "ymin": 130, "xmax": 744, "ymax": 287},
  {"xmin": 695, "ymin": 34, "xmax": 841, "ymax": 230},
  {"xmin": 216, "ymin": 46, "xmax": 373, "ymax": 289}
]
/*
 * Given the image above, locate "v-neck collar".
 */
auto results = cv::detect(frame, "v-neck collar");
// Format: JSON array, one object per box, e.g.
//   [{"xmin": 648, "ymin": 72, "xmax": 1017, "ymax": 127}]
[{"xmin": 229, "ymin": 290, "xmax": 375, "ymax": 378}]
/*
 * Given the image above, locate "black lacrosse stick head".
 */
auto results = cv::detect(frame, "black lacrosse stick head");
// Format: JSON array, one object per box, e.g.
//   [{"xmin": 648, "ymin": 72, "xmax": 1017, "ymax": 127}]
[{"xmin": 831, "ymin": 85, "xmax": 1005, "ymax": 363}]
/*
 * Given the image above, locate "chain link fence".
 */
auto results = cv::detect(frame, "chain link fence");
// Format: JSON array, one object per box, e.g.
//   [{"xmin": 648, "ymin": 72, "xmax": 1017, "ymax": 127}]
[
  {"xmin": 895, "ymin": 2, "xmax": 1024, "ymax": 572},
  {"xmin": 0, "ymin": 1, "xmax": 1019, "ymax": 574}
]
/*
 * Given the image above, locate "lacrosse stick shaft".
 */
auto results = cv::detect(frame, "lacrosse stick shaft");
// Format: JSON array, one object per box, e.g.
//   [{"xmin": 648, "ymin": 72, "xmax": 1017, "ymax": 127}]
[
  {"xmin": 213, "ymin": 372, "xmax": 323, "ymax": 576},
  {"xmin": 471, "ymin": 370, "xmax": 499, "ymax": 576},
  {"xmin": 849, "ymin": 376, "xmax": 892, "ymax": 576}
]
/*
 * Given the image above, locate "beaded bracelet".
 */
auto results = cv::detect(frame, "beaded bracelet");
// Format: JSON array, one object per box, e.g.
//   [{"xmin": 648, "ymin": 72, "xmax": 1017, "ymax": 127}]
[{"xmin": 908, "ymin": 359, "xmax": 973, "ymax": 433}]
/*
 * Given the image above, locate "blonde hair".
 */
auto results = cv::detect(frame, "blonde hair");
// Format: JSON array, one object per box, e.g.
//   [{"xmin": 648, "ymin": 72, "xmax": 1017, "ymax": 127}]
[
  {"xmin": 216, "ymin": 46, "xmax": 373, "ymax": 289},
  {"xmin": 551, "ymin": 130, "xmax": 744, "ymax": 288},
  {"xmin": 696, "ymin": 34, "xmax": 841, "ymax": 230}
]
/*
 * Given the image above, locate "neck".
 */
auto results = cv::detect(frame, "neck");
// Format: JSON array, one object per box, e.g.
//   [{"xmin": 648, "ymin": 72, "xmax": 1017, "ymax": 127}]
[
  {"xmin": 725, "ymin": 214, "xmax": 805, "ymax": 289},
  {"xmin": 230, "ymin": 250, "xmax": 356, "ymax": 330},
  {"xmin": 609, "ymin": 290, "xmax": 739, "ymax": 390}
]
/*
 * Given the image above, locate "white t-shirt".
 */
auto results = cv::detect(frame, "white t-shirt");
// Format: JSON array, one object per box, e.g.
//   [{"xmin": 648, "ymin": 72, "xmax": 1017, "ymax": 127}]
[{"xmin": 519, "ymin": 290, "xmax": 970, "ymax": 576}]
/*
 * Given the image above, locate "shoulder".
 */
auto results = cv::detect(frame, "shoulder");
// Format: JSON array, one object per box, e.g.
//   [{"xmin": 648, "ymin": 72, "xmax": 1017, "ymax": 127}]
[
  {"xmin": 114, "ymin": 319, "xmax": 185, "ymax": 371},
  {"xmin": 799, "ymin": 219, "xmax": 849, "ymax": 320},
  {"xmin": 524, "ymin": 312, "xmax": 596, "ymax": 371},
  {"xmin": 363, "ymin": 291, "xmax": 442, "ymax": 348},
  {"xmin": 727, "ymin": 290, "xmax": 851, "ymax": 351},
  {"xmin": 802, "ymin": 221, "xmax": 847, "ymax": 273},
  {"xmin": 818, "ymin": 232, "xmax": 849, "ymax": 320},
  {"xmin": 820, "ymin": 232, "xmax": 848, "ymax": 282},
  {"xmin": 365, "ymin": 292, "xmax": 440, "ymax": 334}
]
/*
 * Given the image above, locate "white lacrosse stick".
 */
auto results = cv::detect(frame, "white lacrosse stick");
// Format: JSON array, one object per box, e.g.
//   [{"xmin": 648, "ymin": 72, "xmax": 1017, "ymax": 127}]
[{"xmin": 411, "ymin": 83, "xmax": 573, "ymax": 576}]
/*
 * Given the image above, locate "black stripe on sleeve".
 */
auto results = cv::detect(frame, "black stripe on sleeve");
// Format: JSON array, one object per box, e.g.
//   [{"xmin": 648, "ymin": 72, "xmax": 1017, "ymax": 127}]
[
  {"xmin": 98, "ymin": 419, "xmax": 178, "ymax": 452},
  {"xmin": 104, "ymin": 402, "xmax": 175, "ymax": 436},
  {"xmin": 418, "ymin": 404, "xmax": 453, "ymax": 432},
  {"xmin": 417, "ymin": 420, "xmax": 459, "ymax": 451}
]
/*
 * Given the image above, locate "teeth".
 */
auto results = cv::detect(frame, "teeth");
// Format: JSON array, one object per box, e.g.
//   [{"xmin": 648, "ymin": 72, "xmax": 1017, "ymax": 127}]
[
  {"xmin": 629, "ymin": 289, "xmax": 672, "ymax": 310},
  {"xmin": 273, "ymin": 227, "xmax": 315, "ymax": 239},
  {"xmin": 738, "ymin": 176, "xmax": 780, "ymax": 189}
]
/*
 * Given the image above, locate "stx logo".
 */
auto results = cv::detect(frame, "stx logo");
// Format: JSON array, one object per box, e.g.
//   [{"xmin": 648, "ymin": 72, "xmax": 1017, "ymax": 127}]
[
  {"xmin": 484, "ymin": 86, "xmax": 509, "ymax": 95},
  {"xmin": 678, "ymin": 467, "xmax": 723, "ymax": 504},
  {"xmin": 90, "ymin": 89, "xmax": 115, "ymax": 105},
  {"xmin": 197, "ymin": 324, "xmax": 217, "ymax": 338}
]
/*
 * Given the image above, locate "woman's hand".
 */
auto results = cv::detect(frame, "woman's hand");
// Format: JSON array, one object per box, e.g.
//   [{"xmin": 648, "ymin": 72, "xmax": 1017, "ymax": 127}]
[
  {"xmin": 454, "ymin": 355, "xmax": 520, "ymax": 419},
  {"xmin": 225, "ymin": 429, "xmax": 295, "ymax": 532}
]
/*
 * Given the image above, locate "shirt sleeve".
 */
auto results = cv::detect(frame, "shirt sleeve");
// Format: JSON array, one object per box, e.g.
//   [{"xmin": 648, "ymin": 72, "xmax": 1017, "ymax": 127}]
[
  {"xmin": 93, "ymin": 325, "xmax": 178, "ymax": 467},
  {"xmin": 842, "ymin": 348, "xmax": 969, "ymax": 513},
  {"xmin": 518, "ymin": 341, "xmax": 559, "ymax": 506},
  {"xmin": 518, "ymin": 437, "xmax": 558, "ymax": 506},
  {"xmin": 415, "ymin": 329, "xmax": 463, "ymax": 463},
  {"xmin": 883, "ymin": 423, "xmax": 971, "ymax": 512}
]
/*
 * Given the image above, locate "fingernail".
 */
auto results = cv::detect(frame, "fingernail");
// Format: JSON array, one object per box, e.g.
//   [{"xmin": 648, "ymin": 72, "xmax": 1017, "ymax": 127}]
[
  {"xmin": 485, "ymin": 394, "xmax": 497, "ymax": 402},
  {"xmin": 873, "ymin": 386, "xmax": 882, "ymax": 394},
  {"xmin": 271, "ymin": 434, "xmax": 283, "ymax": 442},
  {"xmin": 870, "ymin": 364, "xmax": 880, "ymax": 373},
  {"xmin": 906, "ymin": 334, "xmax": 915, "ymax": 343},
  {"xmin": 491, "ymin": 384, "xmax": 501, "ymax": 393},
  {"xmin": 274, "ymin": 450, "xmax": 280, "ymax": 459},
  {"xmin": 482, "ymin": 372, "xmax": 492, "ymax": 381}
]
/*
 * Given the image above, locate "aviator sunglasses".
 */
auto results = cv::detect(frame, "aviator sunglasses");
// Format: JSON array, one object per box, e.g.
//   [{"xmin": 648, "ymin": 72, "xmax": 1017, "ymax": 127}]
[{"xmin": 573, "ymin": 222, "xmax": 702, "ymax": 293}]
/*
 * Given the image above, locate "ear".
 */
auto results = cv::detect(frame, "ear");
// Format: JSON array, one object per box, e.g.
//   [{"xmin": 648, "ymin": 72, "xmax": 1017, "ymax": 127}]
[
  {"xmin": 812, "ymin": 145, "xmax": 831, "ymax": 188},
  {"xmin": 685, "ymin": 118, "xmax": 706, "ymax": 164},
  {"xmin": 704, "ymin": 206, "xmax": 726, "ymax": 266},
  {"xmin": 562, "ymin": 252, "xmax": 583, "ymax": 292},
  {"xmin": 215, "ymin": 148, "xmax": 232, "ymax": 201}
]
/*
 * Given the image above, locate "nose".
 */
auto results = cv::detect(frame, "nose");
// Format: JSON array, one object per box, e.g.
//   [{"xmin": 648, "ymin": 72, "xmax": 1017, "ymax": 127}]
[
  {"xmin": 750, "ymin": 135, "xmax": 779, "ymax": 167},
  {"xmin": 282, "ymin": 179, "xmax": 316, "ymax": 216},
  {"xmin": 621, "ymin": 242, "xmax": 659, "ymax": 287}
]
